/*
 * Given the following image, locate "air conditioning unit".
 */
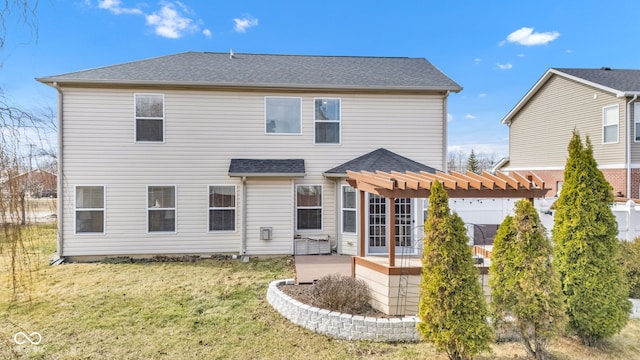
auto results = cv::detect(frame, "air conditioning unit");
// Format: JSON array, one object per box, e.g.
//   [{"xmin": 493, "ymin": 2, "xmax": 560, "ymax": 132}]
[{"xmin": 260, "ymin": 227, "xmax": 273, "ymax": 241}]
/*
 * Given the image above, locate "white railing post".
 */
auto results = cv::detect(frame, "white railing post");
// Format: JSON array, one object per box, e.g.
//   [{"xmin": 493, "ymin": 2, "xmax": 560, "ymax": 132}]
[{"xmin": 627, "ymin": 200, "xmax": 637, "ymax": 241}]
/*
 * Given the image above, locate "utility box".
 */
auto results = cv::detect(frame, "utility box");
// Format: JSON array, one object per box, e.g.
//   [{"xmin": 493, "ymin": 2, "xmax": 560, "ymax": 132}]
[{"xmin": 260, "ymin": 227, "xmax": 273, "ymax": 241}]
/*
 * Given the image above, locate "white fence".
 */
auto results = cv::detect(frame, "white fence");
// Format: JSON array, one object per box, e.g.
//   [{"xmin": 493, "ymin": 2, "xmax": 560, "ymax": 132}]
[{"xmin": 449, "ymin": 198, "xmax": 638, "ymax": 242}]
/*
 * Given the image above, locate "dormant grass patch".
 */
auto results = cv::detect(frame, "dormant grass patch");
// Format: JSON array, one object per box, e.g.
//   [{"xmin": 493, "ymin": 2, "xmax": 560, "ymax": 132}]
[{"xmin": 1, "ymin": 225, "xmax": 638, "ymax": 359}]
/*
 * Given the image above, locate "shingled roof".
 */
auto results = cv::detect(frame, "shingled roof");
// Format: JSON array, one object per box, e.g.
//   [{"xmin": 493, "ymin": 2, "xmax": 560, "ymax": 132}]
[
  {"xmin": 553, "ymin": 67, "xmax": 640, "ymax": 94},
  {"xmin": 324, "ymin": 148, "xmax": 438, "ymax": 177},
  {"xmin": 36, "ymin": 51, "xmax": 462, "ymax": 92},
  {"xmin": 228, "ymin": 159, "xmax": 305, "ymax": 177}
]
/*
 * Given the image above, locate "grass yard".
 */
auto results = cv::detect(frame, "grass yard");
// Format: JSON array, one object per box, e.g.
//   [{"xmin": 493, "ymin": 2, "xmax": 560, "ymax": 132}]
[{"xmin": 1, "ymin": 225, "xmax": 639, "ymax": 359}]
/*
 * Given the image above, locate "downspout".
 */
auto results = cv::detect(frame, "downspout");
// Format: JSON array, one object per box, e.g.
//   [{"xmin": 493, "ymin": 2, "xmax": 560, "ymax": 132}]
[
  {"xmin": 442, "ymin": 91, "xmax": 450, "ymax": 171},
  {"xmin": 627, "ymin": 95, "xmax": 637, "ymax": 198},
  {"xmin": 53, "ymin": 82, "xmax": 64, "ymax": 258},
  {"xmin": 241, "ymin": 176, "xmax": 247, "ymax": 255}
]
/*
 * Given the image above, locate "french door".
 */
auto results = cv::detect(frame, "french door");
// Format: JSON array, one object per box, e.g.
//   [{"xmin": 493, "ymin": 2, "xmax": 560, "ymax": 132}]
[{"xmin": 367, "ymin": 194, "xmax": 415, "ymax": 255}]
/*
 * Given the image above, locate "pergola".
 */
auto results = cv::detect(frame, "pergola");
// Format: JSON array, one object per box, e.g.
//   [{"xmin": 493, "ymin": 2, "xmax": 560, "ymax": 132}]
[{"xmin": 346, "ymin": 169, "xmax": 550, "ymax": 266}]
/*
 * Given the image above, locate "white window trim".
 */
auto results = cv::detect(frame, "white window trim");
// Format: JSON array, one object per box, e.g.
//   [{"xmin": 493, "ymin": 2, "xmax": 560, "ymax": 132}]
[
  {"xmin": 295, "ymin": 184, "xmax": 323, "ymax": 232},
  {"xmin": 74, "ymin": 185, "xmax": 106, "ymax": 235},
  {"xmin": 134, "ymin": 93, "xmax": 166, "ymax": 143},
  {"xmin": 264, "ymin": 96, "xmax": 303, "ymax": 135},
  {"xmin": 146, "ymin": 185, "xmax": 177, "ymax": 234},
  {"xmin": 208, "ymin": 185, "xmax": 237, "ymax": 233},
  {"xmin": 314, "ymin": 97, "xmax": 341, "ymax": 145},
  {"xmin": 341, "ymin": 185, "xmax": 356, "ymax": 234},
  {"xmin": 634, "ymin": 103, "xmax": 640, "ymax": 142},
  {"xmin": 602, "ymin": 104, "xmax": 619, "ymax": 144}
]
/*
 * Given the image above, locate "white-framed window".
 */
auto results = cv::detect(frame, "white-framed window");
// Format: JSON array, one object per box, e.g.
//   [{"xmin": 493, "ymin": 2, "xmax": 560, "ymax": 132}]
[
  {"xmin": 314, "ymin": 98, "xmax": 340, "ymax": 144},
  {"xmin": 265, "ymin": 97, "xmax": 301, "ymax": 134},
  {"xmin": 603, "ymin": 104, "xmax": 619, "ymax": 144},
  {"xmin": 75, "ymin": 186, "xmax": 105, "ymax": 234},
  {"xmin": 209, "ymin": 185, "xmax": 236, "ymax": 232},
  {"xmin": 147, "ymin": 185, "xmax": 176, "ymax": 233},
  {"xmin": 341, "ymin": 185, "xmax": 356, "ymax": 233},
  {"xmin": 135, "ymin": 94, "xmax": 164, "ymax": 142},
  {"xmin": 634, "ymin": 103, "xmax": 640, "ymax": 142},
  {"xmin": 296, "ymin": 185, "xmax": 322, "ymax": 231}
]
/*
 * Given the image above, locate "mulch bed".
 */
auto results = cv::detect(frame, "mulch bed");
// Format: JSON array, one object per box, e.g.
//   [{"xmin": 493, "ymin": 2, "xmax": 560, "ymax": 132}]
[{"xmin": 277, "ymin": 283, "xmax": 396, "ymax": 318}]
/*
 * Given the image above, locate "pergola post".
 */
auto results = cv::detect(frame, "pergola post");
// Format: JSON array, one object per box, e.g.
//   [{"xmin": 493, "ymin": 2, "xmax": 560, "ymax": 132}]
[
  {"xmin": 388, "ymin": 197, "xmax": 395, "ymax": 267},
  {"xmin": 358, "ymin": 189, "xmax": 365, "ymax": 257}
]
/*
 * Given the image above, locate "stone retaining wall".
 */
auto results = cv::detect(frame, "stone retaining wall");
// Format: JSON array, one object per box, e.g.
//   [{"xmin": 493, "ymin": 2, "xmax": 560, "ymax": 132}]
[{"xmin": 266, "ymin": 279, "xmax": 420, "ymax": 342}]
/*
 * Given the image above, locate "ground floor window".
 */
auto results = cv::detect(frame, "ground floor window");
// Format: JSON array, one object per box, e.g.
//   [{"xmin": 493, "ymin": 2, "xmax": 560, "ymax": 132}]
[
  {"xmin": 75, "ymin": 186, "xmax": 105, "ymax": 234},
  {"xmin": 209, "ymin": 185, "xmax": 236, "ymax": 231},
  {"xmin": 342, "ymin": 185, "xmax": 356, "ymax": 233},
  {"xmin": 296, "ymin": 185, "xmax": 322, "ymax": 230},
  {"xmin": 148, "ymin": 186, "xmax": 176, "ymax": 232}
]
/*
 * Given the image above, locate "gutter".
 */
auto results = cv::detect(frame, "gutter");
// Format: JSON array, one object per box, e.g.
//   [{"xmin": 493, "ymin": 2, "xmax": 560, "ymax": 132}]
[
  {"xmin": 443, "ymin": 91, "xmax": 450, "ymax": 171},
  {"xmin": 627, "ymin": 94, "xmax": 637, "ymax": 198},
  {"xmin": 241, "ymin": 176, "xmax": 247, "ymax": 255},
  {"xmin": 53, "ymin": 82, "xmax": 64, "ymax": 258}
]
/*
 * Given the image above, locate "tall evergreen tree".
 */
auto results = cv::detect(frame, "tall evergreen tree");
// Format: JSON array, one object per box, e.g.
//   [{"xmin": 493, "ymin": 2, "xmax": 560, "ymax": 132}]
[
  {"xmin": 490, "ymin": 200, "xmax": 565, "ymax": 360},
  {"xmin": 466, "ymin": 149, "xmax": 481, "ymax": 174},
  {"xmin": 552, "ymin": 130, "xmax": 631, "ymax": 346},
  {"xmin": 418, "ymin": 180, "xmax": 492, "ymax": 360}
]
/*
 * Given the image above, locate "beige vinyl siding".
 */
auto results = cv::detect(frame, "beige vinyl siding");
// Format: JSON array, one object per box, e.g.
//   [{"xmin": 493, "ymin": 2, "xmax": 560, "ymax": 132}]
[
  {"xmin": 507, "ymin": 75, "xmax": 626, "ymax": 169},
  {"xmin": 245, "ymin": 179, "xmax": 293, "ymax": 255},
  {"xmin": 630, "ymin": 101, "xmax": 640, "ymax": 165},
  {"xmin": 60, "ymin": 87, "xmax": 446, "ymax": 256}
]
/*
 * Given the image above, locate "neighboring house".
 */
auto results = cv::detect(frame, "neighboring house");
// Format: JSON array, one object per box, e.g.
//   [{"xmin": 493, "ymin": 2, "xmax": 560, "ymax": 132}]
[
  {"xmin": 1, "ymin": 169, "xmax": 57, "ymax": 198},
  {"xmin": 498, "ymin": 67, "xmax": 640, "ymax": 199},
  {"xmin": 37, "ymin": 51, "xmax": 461, "ymax": 260}
]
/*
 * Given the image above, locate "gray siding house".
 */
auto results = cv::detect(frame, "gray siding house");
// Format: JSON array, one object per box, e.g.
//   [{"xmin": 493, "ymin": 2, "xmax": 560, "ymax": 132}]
[
  {"xmin": 498, "ymin": 67, "xmax": 640, "ymax": 199},
  {"xmin": 37, "ymin": 51, "xmax": 461, "ymax": 260}
]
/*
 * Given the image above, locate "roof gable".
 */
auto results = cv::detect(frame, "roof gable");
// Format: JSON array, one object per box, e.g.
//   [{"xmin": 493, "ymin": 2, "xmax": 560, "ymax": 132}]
[
  {"xmin": 502, "ymin": 67, "xmax": 640, "ymax": 124},
  {"xmin": 325, "ymin": 148, "xmax": 438, "ymax": 176},
  {"xmin": 37, "ymin": 52, "xmax": 462, "ymax": 92}
]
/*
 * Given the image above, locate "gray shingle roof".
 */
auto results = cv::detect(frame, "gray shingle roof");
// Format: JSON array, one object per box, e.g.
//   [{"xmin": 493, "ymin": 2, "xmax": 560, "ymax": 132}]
[
  {"xmin": 553, "ymin": 67, "xmax": 640, "ymax": 93},
  {"xmin": 37, "ymin": 51, "xmax": 462, "ymax": 92},
  {"xmin": 228, "ymin": 159, "xmax": 305, "ymax": 177},
  {"xmin": 324, "ymin": 148, "xmax": 438, "ymax": 176}
]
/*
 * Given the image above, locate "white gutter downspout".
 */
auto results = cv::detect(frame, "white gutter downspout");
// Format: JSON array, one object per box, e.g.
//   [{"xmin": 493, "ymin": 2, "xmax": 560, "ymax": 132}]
[
  {"xmin": 443, "ymin": 91, "xmax": 450, "ymax": 172},
  {"xmin": 53, "ymin": 82, "xmax": 64, "ymax": 258},
  {"xmin": 627, "ymin": 95, "xmax": 637, "ymax": 198},
  {"xmin": 241, "ymin": 176, "xmax": 247, "ymax": 255}
]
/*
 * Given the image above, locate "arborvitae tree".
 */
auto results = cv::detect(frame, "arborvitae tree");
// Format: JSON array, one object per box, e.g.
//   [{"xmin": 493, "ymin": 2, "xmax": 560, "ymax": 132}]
[
  {"xmin": 466, "ymin": 149, "xmax": 481, "ymax": 174},
  {"xmin": 552, "ymin": 131, "xmax": 631, "ymax": 346},
  {"xmin": 490, "ymin": 200, "xmax": 565, "ymax": 360},
  {"xmin": 418, "ymin": 180, "xmax": 492, "ymax": 360}
]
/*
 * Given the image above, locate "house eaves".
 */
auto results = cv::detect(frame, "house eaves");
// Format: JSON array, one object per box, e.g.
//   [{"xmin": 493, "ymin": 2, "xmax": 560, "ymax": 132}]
[{"xmin": 501, "ymin": 68, "xmax": 640, "ymax": 125}]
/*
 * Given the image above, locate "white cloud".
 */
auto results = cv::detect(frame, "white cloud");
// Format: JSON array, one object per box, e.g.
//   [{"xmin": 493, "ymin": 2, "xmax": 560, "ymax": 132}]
[
  {"xmin": 517, "ymin": 53, "xmax": 525, "ymax": 57},
  {"xmin": 502, "ymin": 27, "xmax": 559, "ymax": 46},
  {"xmin": 447, "ymin": 113, "xmax": 454, "ymax": 122},
  {"xmin": 497, "ymin": 62, "xmax": 513, "ymax": 70},
  {"xmin": 474, "ymin": 58, "xmax": 482, "ymax": 64},
  {"xmin": 233, "ymin": 16, "xmax": 258, "ymax": 33},
  {"xmin": 464, "ymin": 114, "xmax": 477, "ymax": 119},
  {"xmin": 478, "ymin": 93, "xmax": 487, "ymax": 98},
  {"xmin": 447, "ymin": 143, "xmax": 509, "ymax": 159},
  {"xmin": 202, "ymin": 28, "xmax": 212, "ymax": 37},
  {"xmin": 145, "ymin": 2, "xmax": 199, "ymax": 39},
  {"xmin": 98, "ymin": 0, "xmax": 142, "ymax": 14},
  {"xmin": 565, "ymin": 49, "xmax": 572, "ymax": 54}
]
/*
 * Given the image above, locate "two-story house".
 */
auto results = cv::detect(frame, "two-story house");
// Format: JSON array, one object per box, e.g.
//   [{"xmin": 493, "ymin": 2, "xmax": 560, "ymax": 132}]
[
  {"xmin": 497, "ymin": 67, "xmax": 640, "ymax": 199},
  {"xmin": 37, "ymin": 51, "xmax": 461, "ymax": 260}
]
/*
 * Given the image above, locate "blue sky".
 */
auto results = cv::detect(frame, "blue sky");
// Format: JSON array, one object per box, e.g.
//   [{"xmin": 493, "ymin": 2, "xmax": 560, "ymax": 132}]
[{"xmin": 3, "ymin": 0, "xmax": 640, "ymax": 159}]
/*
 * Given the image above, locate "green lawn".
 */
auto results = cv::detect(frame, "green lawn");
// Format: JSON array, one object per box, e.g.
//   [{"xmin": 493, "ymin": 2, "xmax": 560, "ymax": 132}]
[{"xmin": 1, "ymin": 225, "xmax": 639, "ymax": 359}]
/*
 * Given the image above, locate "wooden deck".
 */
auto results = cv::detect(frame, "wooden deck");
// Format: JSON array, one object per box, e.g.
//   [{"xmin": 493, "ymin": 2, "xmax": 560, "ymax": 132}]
[{"xmin": 294, "ymin": 255, "xmax": 353, "ymax": 284}]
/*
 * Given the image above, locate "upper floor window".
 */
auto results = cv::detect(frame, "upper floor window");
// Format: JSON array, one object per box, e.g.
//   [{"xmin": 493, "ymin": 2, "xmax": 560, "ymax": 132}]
[
  {"xmin": 75, "ymin": 186, "xmax": 105, "ymax": 234},
  {"xmin": 265, "ymin": 97, "xmax": 301, "ymax": 134},
  {"xmin": 209, "ymin": 185, "xmax": 236, "ymax": 232},
  {"xmin": 602, "ymin": 104, "xmax": 619, "ymax": 144},
  {"xmin": 296, "ymin": 185, "xmax": 322, "ymax": 231},
  {"xmin": 315, "ymin": 98, "xmax": 340, "ymax": 144},
  {"xmin": 148, "ymin": 186, "xmax": 176, "ymax": 232},
  {"xmin": 634, "ymin": 103, "xmax": 640, "ymax": 142},
  {"xmin": 135, "ymin": 94, "xmax": 164, "ymax": 142}
]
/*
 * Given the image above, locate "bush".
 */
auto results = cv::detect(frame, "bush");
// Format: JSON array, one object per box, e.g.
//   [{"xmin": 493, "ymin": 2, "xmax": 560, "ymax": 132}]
[
  {"xmin": 620, "ymin": 238, "xmax": 640, "ymax": 298},
  {"xmin": 310, "ymin": 273, "xmax": 371, "ymax": 314}
]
